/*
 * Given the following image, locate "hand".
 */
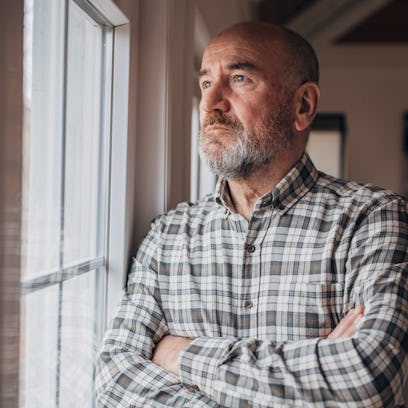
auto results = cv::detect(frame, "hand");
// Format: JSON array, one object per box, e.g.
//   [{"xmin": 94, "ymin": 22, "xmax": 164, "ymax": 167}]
[
  {"xmin": 327, "ymin": 304, "xmax": 364, "ymax": 339},
  {"xmin": 152, "ymin": 335, "xmax": 193, "ymax": 376}
]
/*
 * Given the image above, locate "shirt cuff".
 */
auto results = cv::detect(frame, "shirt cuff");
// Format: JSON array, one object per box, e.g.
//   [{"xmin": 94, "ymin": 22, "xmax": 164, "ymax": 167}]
[{"xmin": 178, "ymin": 336, "xmax": 236, "ymax": 396}]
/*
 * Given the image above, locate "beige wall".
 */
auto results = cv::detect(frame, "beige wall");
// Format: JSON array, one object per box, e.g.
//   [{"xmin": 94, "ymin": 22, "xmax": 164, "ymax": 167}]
[
  {"xmin": 195, "ymin": 0, "xmax": 255, "ymax": 37},
  {"xmin": 318, "ymin": 46, "xmax": 408, "ymax": 195}
]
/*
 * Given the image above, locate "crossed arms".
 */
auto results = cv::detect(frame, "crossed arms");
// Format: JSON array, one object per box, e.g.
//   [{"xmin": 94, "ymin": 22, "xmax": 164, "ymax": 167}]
[{"xmin": 152, "ymin": 305, "xmax": 365, "ymax": 378}]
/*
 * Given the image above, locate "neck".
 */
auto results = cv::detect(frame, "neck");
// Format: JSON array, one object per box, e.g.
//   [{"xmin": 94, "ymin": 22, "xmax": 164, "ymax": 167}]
[{"xmin": 227, "ymin": 149, "xmax": 303, "ymax": 220}]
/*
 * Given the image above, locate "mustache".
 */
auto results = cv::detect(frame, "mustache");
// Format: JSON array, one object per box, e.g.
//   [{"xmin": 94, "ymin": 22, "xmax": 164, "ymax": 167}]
[{"xmin": 202, "ymin": 111, "xmax": 243, "ymax": 130}]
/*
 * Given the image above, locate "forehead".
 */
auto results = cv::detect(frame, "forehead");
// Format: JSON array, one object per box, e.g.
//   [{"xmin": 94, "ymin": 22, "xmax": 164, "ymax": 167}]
[{"xmin": 201, "ymin": 35, "xmax": 283, "ymax": 74}]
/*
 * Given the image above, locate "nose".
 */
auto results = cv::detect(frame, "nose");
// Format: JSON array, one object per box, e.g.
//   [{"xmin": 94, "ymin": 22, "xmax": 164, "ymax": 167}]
[{"xmin": 200, "ymin": 81, "xmax": 230, "ymax": 114}]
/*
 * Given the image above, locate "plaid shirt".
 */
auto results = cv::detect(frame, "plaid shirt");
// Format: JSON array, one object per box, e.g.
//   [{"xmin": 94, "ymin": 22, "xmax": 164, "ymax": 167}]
[{"xmin": 95, "ymin": 153, "xmax": 408, "ymax": 407}]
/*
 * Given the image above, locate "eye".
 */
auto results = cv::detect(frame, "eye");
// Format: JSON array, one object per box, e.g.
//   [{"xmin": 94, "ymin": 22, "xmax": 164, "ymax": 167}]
[
  {"xmin": 233, "ymin": 74, "xmax": 247, "ymax": 83},
  {"xmin": 201, "ymin": 80, "xmax": 212, "ymax": 90}
]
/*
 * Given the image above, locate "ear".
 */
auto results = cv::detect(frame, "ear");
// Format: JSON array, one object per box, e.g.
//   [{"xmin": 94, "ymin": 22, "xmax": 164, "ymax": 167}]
[{"xmin": 293, "ymin": 82, "xmax": 320, "ymax": 132}]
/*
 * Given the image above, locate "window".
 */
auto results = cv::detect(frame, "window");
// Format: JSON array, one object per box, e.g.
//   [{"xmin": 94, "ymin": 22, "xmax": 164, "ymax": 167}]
[
  {"xmin": 307, "ymin": 114, "xmax": 346, "ymax": 178},
  {"xmin": 21, "ymin": 0, "xmax": 127, "ymax": 406},
  {"xmin": 190, "ymin": 9, "xmax": 216, "ymax": 202},
  {"xmin": 190, "ymin": 96, "xmax": 217, "ymax": 201}
]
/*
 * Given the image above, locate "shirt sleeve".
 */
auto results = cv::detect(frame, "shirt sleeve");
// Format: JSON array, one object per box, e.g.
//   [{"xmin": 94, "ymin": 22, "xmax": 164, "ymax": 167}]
[
  {"xmin": 94, "ymin": 223, "xmax": 220, "ymax": 408},
  {"xmin": 179, "ymin": 196, "xmax": 408, "ymax": 407}
]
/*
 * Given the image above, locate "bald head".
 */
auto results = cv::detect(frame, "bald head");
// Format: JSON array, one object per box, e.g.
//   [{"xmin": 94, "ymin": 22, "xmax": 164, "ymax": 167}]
[{"xmin": 209, "ymin": 22, "xmax": 319, "ymax": 89}]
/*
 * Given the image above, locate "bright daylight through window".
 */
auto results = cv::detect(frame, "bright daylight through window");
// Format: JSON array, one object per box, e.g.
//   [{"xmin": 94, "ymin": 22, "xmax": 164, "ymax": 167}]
[{"xmin": 21, "ymin": 0, "xmax": 113, "ymax": 406}]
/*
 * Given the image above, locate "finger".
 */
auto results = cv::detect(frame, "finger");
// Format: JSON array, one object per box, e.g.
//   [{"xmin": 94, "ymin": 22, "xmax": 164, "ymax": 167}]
[
  {"xmin": 327, "ymin": 313, "xmax": 352, "ymax": 339},
  {"xmin": 354, "ymin": 304, "xmax": 364, "ymax": 316},
  {"xmin": 336, "ymin": 307, "xmax": 364, "ymax": 338},
  {"xmin": 328, "ymin": 306, "xmax": 364, "ymax": 339}
]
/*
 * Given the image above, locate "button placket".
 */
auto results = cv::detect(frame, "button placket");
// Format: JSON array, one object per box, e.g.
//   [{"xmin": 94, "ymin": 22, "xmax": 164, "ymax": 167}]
[{"xmin": 240, "ymin": 215, "xmax": 267, "ymax": 333}]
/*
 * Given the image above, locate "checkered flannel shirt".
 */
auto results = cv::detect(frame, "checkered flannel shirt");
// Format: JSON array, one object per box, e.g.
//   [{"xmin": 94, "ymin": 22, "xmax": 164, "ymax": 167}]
[{"xmin": 95, "ymin": 153, "xmax": 408, "ymax": 407}]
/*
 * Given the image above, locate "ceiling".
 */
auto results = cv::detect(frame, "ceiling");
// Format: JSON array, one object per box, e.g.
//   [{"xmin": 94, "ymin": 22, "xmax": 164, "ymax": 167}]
[
  {"xmin": 257, "ymin": 0, "xmax": 317, "ymax": 25},
  {"xmin": 256, "ymin": 0, "xmax": 408, "ymax": 45},
  {"xmin": 335, "ymin": 0, "xmax": 408, "ymax": 44}
]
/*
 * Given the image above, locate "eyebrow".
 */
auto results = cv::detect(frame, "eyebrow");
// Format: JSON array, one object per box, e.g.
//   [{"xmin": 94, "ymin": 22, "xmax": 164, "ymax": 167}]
[
  {"xmin": 227, "ymin": 61, "xmax": 258, "ymax": 71},
  {"xmin": 199, "ymin": 61, "xmax": 260, "ymax": 78}
]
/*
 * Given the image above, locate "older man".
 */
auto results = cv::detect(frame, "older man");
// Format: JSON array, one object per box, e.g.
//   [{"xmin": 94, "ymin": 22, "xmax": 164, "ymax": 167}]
[{"xmin": 95, "ymin": 22, "xmax": 408, "ymax": 407}]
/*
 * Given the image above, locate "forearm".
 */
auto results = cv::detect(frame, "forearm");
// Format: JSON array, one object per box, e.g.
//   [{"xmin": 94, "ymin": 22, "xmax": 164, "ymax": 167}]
[
  {"xmin": 95, "ymin": 347, "xmax": 219, "ymax": 407},
  {"xmin": 95, "ymin": 295, "xmax": 220, "ymax": 407},
  {"xmin": 95, "ymin": 346, "xmax": 179, "ymax": 407},
  {"xmin": 179, "ymin": 331, "xmax": 406, "ymax": 407},
  {"xmin": 94, "ymin": 291, "xmax": 173, "ymax": 406}
]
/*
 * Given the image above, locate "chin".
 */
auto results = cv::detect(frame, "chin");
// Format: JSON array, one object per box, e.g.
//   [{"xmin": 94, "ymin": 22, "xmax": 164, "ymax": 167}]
[{"xmin": 201, "ymin": 138, "xmax": 230, "ymax": 154}]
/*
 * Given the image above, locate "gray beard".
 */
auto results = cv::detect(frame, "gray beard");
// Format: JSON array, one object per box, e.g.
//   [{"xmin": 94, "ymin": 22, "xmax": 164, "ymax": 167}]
[{"xmin": 199, "ymin": 122, "xmax": 291, "ymax": 180}]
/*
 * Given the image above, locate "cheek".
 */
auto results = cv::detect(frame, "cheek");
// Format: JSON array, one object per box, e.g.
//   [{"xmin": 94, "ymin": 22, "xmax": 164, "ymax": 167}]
[
  {"xmin": 236, "ymin": 103, "xmax": 270, "ymax": 130},
  {"xmin": 232, "ymin": 101, "xmax": 257, "ymax": 126},
  {"xmin": 234, "ymin": 91, "xmax": 279, "ymax": 124}
]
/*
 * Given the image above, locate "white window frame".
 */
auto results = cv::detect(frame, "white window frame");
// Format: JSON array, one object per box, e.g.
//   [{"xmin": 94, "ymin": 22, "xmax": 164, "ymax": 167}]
[{"xmin": 102, "ymin": 2, "xmax": 132, "ymax": 323}]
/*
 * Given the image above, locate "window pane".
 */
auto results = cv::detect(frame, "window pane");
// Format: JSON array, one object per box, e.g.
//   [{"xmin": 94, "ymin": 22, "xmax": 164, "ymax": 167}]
[
  {"xmin": 23, "ymin": 0, "xmax": 65, "ymax": 279},
  {"xmin": 20, "ymin": 286, "xmax": 59, "ymax": 408},
  {"xmin": 190, "ymin": 97, "xmax": 217, "ymax": 201},
  {"xmin": 63, "ymin": 0, "xmax": 108, "ymax": 266},
  {"xmin": 59, "ymin": 271, "xmax": 98, "ymax": 408},
  {"xmin": 307, "ymin": 130, "xmax": 343, "ymax": 178}
]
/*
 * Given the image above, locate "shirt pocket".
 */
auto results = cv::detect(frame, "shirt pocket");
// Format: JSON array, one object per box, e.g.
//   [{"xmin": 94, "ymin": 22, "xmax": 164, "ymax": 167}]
[{"xmin": 271, "ymin": 281, "xmax": 344, "ymax": 341}]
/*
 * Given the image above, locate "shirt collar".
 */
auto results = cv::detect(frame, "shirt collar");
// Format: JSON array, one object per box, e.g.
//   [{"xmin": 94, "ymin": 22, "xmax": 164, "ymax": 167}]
[{"xmin": 213, "ymin": 153, "xmax": 319, "ymax": 214}]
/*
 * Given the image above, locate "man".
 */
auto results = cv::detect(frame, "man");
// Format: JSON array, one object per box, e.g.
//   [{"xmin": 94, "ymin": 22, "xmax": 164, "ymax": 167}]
[{"xmin": 95, "ymin": 22, "xmax": 408, "ymax": 407}]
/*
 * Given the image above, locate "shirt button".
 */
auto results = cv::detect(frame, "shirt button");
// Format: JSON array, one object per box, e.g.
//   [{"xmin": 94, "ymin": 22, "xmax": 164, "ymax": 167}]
[
  {"xmin": 247, "ymin": 244, "xmax": 255, "ymax": 253},
  {"xmin": 276, "ymin": 202, "xmax": 285, "ymax": 211},
  {"xmin": 244, "ymin": 300, "xmax": 254, "ymax": 309},
  {"xmin": 187, "ymin": 384, "xmax": 200, "ymax": 393},
  {"xmin": 262, "ymin": 199, "xmax": 271, "ymax": 206}
]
